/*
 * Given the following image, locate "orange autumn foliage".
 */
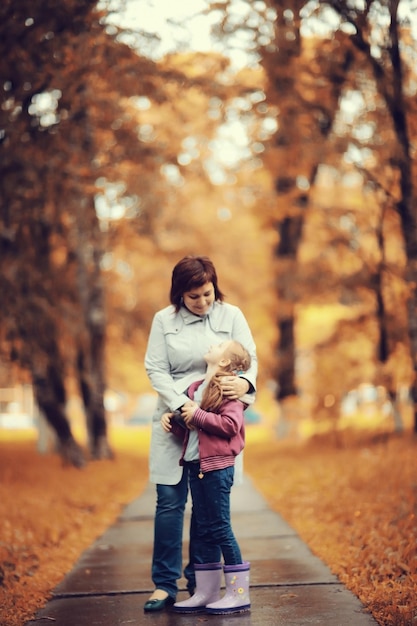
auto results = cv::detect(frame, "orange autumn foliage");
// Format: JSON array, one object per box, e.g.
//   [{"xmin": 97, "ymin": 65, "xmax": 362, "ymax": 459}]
[{"xmin": 245, "ymin": 432, "xmax": 417, "ymax": 626}]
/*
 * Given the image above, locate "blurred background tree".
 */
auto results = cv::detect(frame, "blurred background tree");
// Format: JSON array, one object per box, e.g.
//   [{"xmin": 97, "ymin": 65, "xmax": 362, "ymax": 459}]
[{"xmin": 256, "ymin": 0, "xmax": 416, "ymax": 432}]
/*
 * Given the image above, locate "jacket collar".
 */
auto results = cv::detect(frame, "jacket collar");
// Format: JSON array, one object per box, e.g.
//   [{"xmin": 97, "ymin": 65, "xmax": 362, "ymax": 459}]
[{"xmin": 179, "ymin": 303, "xmax": 215, "ymax": 325}]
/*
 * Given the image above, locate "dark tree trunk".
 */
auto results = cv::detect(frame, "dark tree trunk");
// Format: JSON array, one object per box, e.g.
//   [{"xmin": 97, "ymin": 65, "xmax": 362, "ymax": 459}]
[
  {"xmin": 32, "ymin": 371, "xmax": 86, "ymax": 468},
  {"xmin": 64, "ymin": 71, "xmax": 112, "ymax": 460},
  {"xmin": 264, "ymin": 1, "xmax": 354, "ymax": 403},
  {"xmin": 73, "ymin": 197, "xmax": 112, "ymax": 460},
  {"xmin": 276, "ymin": 318, "xmax": 297, "ymax": 399},
  {"xmin": 326, "ymin": 1, "xmax": 417, "ymax": 431},
  {"xmin": 77, "ymin": 343, "xmax": 112, "ymax": 460}
]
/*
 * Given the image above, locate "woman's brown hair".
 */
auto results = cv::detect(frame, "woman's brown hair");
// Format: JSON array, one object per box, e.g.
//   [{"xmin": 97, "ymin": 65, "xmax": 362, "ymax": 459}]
[
  {"xmin": 200, "ymin": 341, "xmax": 251, "ymax": 413},
  {"xmin": 170, "ymin": 256, "xmax": 225, "ymax": 312}
]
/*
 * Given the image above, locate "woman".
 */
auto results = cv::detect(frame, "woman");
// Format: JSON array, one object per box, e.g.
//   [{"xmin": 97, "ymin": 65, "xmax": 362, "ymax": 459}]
[{"xmin": 143, "ymin": 255, "xmax": 257, "ymax": 612}]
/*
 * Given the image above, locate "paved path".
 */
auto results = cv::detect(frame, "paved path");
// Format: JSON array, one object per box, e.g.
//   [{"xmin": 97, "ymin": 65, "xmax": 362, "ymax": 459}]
[{"xmin": 26, "ymin": 475, "xmax": 378, "ymax": 625}]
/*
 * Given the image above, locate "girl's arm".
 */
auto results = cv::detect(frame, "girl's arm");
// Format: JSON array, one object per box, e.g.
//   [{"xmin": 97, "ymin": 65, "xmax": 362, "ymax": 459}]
[{"xmin": 189, "ymin": 400, "xmax": 244, "ymax": 438}]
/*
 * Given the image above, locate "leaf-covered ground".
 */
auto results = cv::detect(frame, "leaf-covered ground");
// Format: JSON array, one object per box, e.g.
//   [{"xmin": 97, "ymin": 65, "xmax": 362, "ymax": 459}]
[
  {"xmin": 245, "ymin": 431, "xmax": 417, "ymax": 626},
  {"xmin": 0, "ymin": 435, "xmax": 149, "ymax": 626},
  {"xmin": 0, "ymin": 428, "xmax": 416, "ymax": 626}
]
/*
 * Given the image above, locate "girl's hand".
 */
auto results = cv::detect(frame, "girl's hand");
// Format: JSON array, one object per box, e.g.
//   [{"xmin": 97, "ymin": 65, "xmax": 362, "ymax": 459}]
[
  {"xmin": 161, "ymin": 412, "xmax": 173, "ymax": 432},
  {"xmin": 220, "ymin": 375, "xmax": 249, "ymax": 399},
  {"xmin": 181, "ymin": 401, "xmax": 198, "ymax": 429}
]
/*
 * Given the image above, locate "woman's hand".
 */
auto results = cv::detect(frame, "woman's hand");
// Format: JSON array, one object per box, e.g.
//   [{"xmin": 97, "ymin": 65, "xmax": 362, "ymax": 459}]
[
  {"xmin": 220, "ymin": 376, "xmax": 250, "ymax": 399},
  {"xmin": 161, "ymin": 412, "xmax": 173, "ymax": 432}
]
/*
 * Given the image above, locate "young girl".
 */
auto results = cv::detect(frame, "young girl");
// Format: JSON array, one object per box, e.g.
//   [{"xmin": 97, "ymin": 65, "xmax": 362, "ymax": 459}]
[{"xmin": 161, "ymin": 339, "xmax": 251, "ymax": 615}]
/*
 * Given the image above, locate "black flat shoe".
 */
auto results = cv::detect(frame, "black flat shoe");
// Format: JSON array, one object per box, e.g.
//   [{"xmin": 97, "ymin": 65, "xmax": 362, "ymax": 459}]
[{"xmin": 143, "ymin": 595, "xmax": 175, "ymax": 612}]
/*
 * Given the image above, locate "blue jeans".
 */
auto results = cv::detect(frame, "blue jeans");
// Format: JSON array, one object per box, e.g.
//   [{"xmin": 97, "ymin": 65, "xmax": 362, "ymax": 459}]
[
  {"xmin": 188, "ymin": 463, "xmax": 242, "ymax": 565},
  {"xmin": 152, "ymin": 468, "xmax": 195, "ymax": 598}
]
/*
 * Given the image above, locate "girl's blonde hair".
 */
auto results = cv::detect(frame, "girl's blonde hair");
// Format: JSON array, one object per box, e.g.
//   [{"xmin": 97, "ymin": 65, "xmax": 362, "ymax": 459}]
[{"xmin": 200, "ymin": 340, "xmax": 251, "ymax": 413}]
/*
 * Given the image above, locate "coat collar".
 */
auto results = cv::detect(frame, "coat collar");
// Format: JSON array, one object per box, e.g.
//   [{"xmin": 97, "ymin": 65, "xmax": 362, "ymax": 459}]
[{"xmin": 179, "ymin": 303, "xmax": 215, "ymax": 325}]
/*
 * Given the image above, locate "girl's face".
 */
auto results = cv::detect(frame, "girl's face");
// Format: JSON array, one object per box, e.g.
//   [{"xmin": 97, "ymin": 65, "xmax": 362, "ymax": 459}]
[
  {"xmin": 204, "ymin": 340, "xmax": 233, "ymax": 365},
  {"xmin": 183, "ymin": 281, "xmax": 215, "ymax": 316}
]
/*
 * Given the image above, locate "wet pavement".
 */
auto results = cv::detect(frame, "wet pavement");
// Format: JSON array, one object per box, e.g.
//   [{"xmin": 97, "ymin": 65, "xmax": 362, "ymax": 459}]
[{"xmin": 25, "ymin": 475, "xmax": 378, "ymax": 625}]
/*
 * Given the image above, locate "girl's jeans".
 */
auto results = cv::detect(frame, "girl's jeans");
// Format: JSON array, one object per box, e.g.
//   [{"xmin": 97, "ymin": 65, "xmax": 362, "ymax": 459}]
[
  {"xmin": 152, "ymin": 468, "xmax": 195, "ymax": 598},
  {"xmin": 187, "ymin": 462, "xmax": 242, "ymax": 565}
]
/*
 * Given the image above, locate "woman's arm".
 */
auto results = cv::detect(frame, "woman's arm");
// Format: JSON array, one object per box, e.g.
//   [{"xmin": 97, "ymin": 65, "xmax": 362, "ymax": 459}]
[
  {"xmin": 144, "ymin": 313, "xmax": 190, "ymax": 410},
  {"xmin": 161, "ymin": 411, "xmax": 186, "ymax": 439},
  {"xmin": 232, "ymin": 307, "xmax": 257, "ymax": 388},
  {"xmin": 221, "ymin": 307, "xmax": 258, "ymax": 400}
]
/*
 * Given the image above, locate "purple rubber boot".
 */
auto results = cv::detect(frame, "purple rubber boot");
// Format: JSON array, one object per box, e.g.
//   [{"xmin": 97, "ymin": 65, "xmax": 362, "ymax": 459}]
[
  {"xmin": 173, "ymin": 562, "xmax": 222, "ymax": 614},
  {"xmin": 206, "ymin": 561, "xmax": 250, "ymax": 614}
]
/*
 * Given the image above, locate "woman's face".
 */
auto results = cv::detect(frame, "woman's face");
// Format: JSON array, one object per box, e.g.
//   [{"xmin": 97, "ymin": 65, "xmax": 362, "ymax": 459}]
[{"xmin": 183, "ymin": 281, "xmax": 215, "ymax": 316}]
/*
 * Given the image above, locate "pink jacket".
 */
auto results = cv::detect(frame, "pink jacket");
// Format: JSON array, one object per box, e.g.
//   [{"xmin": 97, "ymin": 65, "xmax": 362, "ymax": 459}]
[{"xmin": 171, "ymin": 380, "xmax": 246, "ymax": 474}]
